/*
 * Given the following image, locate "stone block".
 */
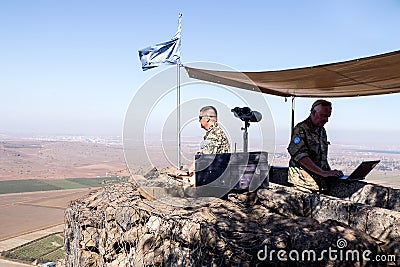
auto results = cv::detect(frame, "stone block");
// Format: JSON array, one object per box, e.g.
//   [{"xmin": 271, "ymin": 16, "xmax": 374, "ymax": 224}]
[
  {"xmin": 388, "ymin": 187, "xmax": 400, "ymax": 212},
  {"xmin": 365, "ymin": 207, "xmax": 400, "ymax": 241},
  {"xmin": 327, "ymin": 180, "xmax": 366, "ymax": 198},
  {"xmin": 227, "ymin": 191, "xmax": 258, "ymax": 208},
  {"xmin": 134, "ymin": 165, "xmax": 159, "ymax": 178},
  {"xmin": 257, "ymin": 188, "xmax": 306, "ymax": 217},
  {"xmin": 348, "ymin": 203, "xmax": 371, "ymax": 232},
  {"xmin": 311, "ymin": 195, "xmax": 350, "ymax": 224},
  {"xmin": 328, "ymin": 181, "xmax": 389, "ymax": 209},
  {"xmin": 348, "ymin": 183, "xmax": 389, "ymax": 208}
]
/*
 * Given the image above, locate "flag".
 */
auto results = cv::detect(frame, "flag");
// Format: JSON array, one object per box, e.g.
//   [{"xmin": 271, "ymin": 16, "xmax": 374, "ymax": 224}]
[{"xmin": 138, "ymin": 14, "xmax": 182, "ymax": 71}]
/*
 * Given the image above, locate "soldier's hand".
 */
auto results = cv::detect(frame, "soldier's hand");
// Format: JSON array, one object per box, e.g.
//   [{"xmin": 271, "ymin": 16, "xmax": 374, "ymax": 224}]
[
  {"xmin": 168, "ymin": 169, "xmax": 188, "ymax": 177},
  {"xmin": 323, "ymin": 169, "xmax": 343, "ymax": 177}
]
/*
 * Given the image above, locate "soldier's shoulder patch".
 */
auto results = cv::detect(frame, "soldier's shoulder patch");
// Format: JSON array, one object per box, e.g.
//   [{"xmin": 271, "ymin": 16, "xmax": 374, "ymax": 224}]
[{"xmin": 293, "ymin": 136, "xmax": 301, "ymax": 144}]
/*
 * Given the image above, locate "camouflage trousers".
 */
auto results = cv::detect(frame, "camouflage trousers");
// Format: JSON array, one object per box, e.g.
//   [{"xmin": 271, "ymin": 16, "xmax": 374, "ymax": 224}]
[{"xmin": 288, "ymin": 167, "xmax": 328, "ymax": 193}]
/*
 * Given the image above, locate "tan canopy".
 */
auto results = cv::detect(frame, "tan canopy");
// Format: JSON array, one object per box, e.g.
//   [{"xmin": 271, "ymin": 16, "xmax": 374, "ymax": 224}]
[{"xmin": 185, "ymin": 50, "xmax": 400, "ymax": 97}]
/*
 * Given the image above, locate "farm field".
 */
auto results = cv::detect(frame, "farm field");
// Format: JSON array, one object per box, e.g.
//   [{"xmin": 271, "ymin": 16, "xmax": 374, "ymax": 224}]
[
  {"xmin": 1, "ymin": 233, "xmax": 64, "ymax": 264},
  {"xmin": 0, "ymin": 176, "xmax": 128, "ymax": 194},
  {"xmin": 0, "ymin": 136, "xmax": 133, "ymax": 263},
  {"xmin": 0, "ymin": 188, "xmax": 96, "ymax": 241}
]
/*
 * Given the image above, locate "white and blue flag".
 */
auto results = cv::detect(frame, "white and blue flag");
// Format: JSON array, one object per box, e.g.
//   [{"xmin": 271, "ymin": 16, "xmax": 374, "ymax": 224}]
[{"xmin": 138, "ymin": 14, "xmax": 182, "ymax": 71}]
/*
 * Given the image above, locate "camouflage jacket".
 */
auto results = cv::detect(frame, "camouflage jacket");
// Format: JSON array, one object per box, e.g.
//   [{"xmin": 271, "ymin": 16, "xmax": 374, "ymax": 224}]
[
  {"xmin": 287, "ymin": 116, "xmax": 330, "ymax": 173},
  {"xmin": 198, "ymin": 122, "xmax": 230, "ymax": 154}
]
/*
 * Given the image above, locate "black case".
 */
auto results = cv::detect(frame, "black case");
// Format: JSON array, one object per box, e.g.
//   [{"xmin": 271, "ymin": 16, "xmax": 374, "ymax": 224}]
[{"xmin": 194, "ymin": 152, "xmax": 269, "ymax": 196}]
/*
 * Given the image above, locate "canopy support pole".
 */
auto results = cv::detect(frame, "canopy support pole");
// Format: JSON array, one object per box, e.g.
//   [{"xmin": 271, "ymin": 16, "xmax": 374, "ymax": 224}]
[{"xmin": 291, "ymin": 96, "xmax": 295, "ymax": 137}]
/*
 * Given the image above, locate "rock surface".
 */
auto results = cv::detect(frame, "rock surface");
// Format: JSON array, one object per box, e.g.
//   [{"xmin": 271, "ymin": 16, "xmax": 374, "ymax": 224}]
[{"xmin": 63, "ymin": 172, "xmax": 399, "ymax": 266}]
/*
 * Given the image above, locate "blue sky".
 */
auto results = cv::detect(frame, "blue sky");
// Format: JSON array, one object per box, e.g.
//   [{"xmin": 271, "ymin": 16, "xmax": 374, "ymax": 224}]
[{"xmin": 1, "ymin": 0, "xmax": 399, "ymax": 147}]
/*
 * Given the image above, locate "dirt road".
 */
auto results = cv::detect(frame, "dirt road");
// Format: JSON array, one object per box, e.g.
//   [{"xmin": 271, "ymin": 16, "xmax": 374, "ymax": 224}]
[{"xmin": 0, "ymin": 258, "xmax": 32, "ymax": 267}]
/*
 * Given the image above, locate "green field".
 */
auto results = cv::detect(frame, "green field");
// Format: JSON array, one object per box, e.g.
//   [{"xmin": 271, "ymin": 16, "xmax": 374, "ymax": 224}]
[
  {"xmin": 0, "ymin": 176, "xmax": 129, "ymax": 194},
  {"xmin": 3, "ymin": 144, "xmax": 42, "ymax": 149},
  {"xmin": 1, "ymin": 233, "xmax": 64, "ymax": 264}
]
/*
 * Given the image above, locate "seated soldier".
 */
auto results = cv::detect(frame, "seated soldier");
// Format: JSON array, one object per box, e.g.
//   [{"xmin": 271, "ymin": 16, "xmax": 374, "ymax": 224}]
[{"xmin": 169, "ymin": 105, "xmax": 230, "ymax": 182}]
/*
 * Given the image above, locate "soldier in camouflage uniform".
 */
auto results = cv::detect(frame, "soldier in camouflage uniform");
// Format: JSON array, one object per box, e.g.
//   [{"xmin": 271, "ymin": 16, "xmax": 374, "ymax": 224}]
[
  {"xmin": 197, "ymin": 106, "xmax": 230, "ymax": 155},
  {"xmin": 169, "ymin": 106, "xmax": 230, "ymax": 179},
  {"xmin": 287, "ymin": 100, "xmax": 343, "ymax": 192}
]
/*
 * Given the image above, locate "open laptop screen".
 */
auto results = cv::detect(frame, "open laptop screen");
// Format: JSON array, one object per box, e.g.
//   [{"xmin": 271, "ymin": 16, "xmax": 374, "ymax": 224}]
[{"xmin": 339, "ymin": 160, "xmax": 380, "ymax": 180}]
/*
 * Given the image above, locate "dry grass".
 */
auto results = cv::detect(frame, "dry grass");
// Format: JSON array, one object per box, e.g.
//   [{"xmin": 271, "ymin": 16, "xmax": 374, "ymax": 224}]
[{"xmin": 0, "ymin": 140, "xmax": 129, "ymax": 181}]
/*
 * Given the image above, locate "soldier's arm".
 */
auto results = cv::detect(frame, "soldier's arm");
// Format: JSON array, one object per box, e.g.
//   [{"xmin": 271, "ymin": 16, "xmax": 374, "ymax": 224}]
[
  {"xmin": 298, "ymin": 157, "xmax": 342, "ymax": 178},
  {"xmin": 287, "ymin": 127, "xmax": 309, "ymax": 160},
  {"xmin": 289, "ymin": 126, "xmax": 341, "ymax": 177},
  {"xmin": 168, "ymin": 160, "xmax": 195, "ymax": 177},
  {"xmin": 199, "ymin": 142, "xmax": 213, "ymax": 154}
]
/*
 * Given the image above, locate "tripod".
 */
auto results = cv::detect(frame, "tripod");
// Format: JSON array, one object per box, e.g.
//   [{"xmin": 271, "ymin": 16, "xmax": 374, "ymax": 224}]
[{"xmin": 241, "ymin": 119, "xmax": 250, "ymax": 152}]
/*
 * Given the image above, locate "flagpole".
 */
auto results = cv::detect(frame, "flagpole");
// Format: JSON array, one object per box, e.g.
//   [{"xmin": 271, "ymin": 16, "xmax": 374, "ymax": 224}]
[
  {"xmin": 177, "ymin": 63, "xmax": 181, "ymax": 169},
  {"xmin": 138, "ymin": 13, "xmax": 182, "ymax": 168},
  {"xmin": 177, "ymin": 13, "xmax": 182, "ymax": 169}
]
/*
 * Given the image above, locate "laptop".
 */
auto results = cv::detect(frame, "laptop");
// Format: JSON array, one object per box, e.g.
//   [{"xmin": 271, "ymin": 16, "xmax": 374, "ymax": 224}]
[{"xmin": 338, "ymin": 160, "xmax": 380, "ymax": 180}]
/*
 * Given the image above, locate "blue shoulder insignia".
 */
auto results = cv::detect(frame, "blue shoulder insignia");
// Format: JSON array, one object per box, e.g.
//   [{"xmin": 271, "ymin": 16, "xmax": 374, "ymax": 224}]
[{"xmin": 293, "ymin": 136, "xmax": 301, "ymax": 144}]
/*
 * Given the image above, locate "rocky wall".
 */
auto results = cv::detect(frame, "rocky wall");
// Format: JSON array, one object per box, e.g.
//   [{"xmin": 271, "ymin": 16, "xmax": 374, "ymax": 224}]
[
  {"xmin": 64, "ymin": 176, "xmax": 399, "ymax": 266},
  {"xmin": 269, "ymin": 166, "xmax": 400, "ymax": 211},
  {"xmin": 259, "ymin": 184, "xmax": 400, "ymax": 258}
]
